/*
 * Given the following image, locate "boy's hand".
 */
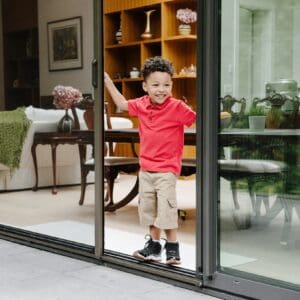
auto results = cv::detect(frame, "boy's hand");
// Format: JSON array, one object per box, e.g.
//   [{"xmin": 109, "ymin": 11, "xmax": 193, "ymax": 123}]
[{"xmin": 104, "ymin": 72, "xmax": 111, "ymax": 82}]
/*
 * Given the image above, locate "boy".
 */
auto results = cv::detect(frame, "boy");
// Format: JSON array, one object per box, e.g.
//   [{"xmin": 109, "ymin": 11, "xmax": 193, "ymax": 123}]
[{"xmin": 104, "ymin": 56, "xmax": 196, "ymax": 265}]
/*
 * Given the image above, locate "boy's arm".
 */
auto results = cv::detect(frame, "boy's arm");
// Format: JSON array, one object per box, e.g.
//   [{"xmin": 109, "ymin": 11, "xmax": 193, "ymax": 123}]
[{"xmin": 104, "ymin": 72, "xmax": 128, "ymax": 111}]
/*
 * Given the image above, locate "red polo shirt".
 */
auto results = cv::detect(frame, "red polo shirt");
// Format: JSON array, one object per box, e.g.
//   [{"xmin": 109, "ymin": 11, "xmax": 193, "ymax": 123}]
[{"xmin": 128, "ymin": 95, "xmax": 196, "ymax": 175}]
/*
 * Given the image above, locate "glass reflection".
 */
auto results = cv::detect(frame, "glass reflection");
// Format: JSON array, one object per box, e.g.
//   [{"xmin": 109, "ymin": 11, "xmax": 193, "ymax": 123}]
[{"xmin": 220, "ymin": 0, "xmax": 300, "ymax": 286}]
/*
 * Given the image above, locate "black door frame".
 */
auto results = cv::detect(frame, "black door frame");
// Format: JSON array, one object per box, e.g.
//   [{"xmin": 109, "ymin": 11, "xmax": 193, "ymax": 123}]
[{"xmin": 1, "ymin": 0, "xmax": 299, "ymax": 299}]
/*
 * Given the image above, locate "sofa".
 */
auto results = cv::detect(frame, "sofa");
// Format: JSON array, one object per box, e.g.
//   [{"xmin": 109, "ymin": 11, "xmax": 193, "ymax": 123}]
[{"xmin": 0, "ymin": 106, "xmax": 133, "ymax": 191}]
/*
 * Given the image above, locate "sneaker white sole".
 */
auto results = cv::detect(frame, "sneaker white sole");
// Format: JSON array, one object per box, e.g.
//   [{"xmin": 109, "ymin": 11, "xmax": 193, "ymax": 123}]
[
  {"xmin": 165, "ymin": 258, "xmax": 181, "ymax": 265},
  {"xmin": 132, "ymin": 251, "xmax": 161, "ymax": 262}
]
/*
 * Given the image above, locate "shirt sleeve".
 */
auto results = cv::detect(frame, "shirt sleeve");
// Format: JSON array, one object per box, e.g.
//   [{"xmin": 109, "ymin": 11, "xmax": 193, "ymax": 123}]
[
  {"xmin": 128, "ymin": 99, "xmax": 138, "ymax": 117},
  {"xmin": 179, "ymin": 101, "xmax": 196, "ymax": 127}
]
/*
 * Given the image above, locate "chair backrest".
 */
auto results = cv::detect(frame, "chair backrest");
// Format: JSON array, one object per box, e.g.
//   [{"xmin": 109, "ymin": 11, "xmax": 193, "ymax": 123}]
[
  {"xmin": 104, "ymin": 101, "xmax": 114, "ymax": 156},
  {"xmin": 73, "ymin": 99, "xmax": 136, "ymax": 158},
  {"xmin": 221, "ymin": 95, "xmax": 246, "ymax": 115},
  {"xmin": 220, "ymin": 95, "xmax": 247, "ymax": 128},
  {"xmin": 74, "ymin": 99, "xmax": 113, "ymax": 156}
]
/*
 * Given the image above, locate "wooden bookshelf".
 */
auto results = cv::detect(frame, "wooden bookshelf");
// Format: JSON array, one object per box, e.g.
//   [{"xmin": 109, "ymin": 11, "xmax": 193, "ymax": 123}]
[{"xmin": 104, "ymin": 0, "xmax": 197, "ymax": 158}]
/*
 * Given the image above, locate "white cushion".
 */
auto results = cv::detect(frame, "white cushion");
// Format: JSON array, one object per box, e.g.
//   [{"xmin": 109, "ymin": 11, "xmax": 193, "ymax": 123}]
[
  {"xmin": 219, "ymin": 159, "xmax": 286, "ymax": 173},
  {"xmin": 25, "ymin": 106, "xmax": 85, "ymax": 123},
  {"xmin": 108, "ymin": 116, "xmax": 133, "ymax": 129},
  {"xmin": 25, "ymin": 106, "xmax": 64, "ymax": 121}
]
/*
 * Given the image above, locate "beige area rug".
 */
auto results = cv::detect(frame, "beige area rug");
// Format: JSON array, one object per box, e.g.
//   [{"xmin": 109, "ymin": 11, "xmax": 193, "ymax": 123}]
[
  {"xmin": 22, "ymin": 220, "xmax": 257, "ymax": 270},
  {"xmin": 0, "ymin": 174, "xmax": 257, "ymax": 271},
  {"xmin": 0, "ymin": 174, "xmax": 197, "ymax": 243}
]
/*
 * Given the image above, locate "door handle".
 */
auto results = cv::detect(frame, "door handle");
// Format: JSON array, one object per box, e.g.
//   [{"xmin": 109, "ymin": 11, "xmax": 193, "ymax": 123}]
[{"xmin": 92, "ymin": 59, "xmax": 98, "ymax": 88}]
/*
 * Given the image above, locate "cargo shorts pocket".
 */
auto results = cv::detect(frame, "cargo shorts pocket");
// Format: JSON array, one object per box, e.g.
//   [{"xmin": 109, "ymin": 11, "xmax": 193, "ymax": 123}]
[{"xmin": 166, "ymin": 196, "xmax": 177, "ymax": 208}]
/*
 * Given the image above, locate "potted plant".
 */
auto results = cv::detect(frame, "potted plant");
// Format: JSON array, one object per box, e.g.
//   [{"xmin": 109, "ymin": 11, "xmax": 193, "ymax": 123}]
[
  {"xmin": 176, "ymin": 8, "xmax": 197, "ymax": 35},
  {"xmin": 248, "ymin": 105, "xmax": 266, "ymax": 130},
  {"xmin": 52, "ymin": 85, "xmax": 83, "ymax": 132}
]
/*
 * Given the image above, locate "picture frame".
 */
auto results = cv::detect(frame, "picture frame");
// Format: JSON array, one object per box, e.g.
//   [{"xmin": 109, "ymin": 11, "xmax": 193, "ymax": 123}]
[{"xmin": 47, "ymin": 16, "xmax": 83, "ymax": 71}]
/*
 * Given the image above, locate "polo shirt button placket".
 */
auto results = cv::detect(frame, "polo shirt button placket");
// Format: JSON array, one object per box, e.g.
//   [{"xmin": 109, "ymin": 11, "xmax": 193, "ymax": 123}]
[{"xmin": 149, "ymin": 111, "xmax": 153, "ymax": 122}]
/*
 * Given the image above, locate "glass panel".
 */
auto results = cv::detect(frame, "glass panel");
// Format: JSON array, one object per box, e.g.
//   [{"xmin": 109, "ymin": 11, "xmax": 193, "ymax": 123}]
[
  {"xmin": 219, "ymin": 0, "xmax": 300, "ymax": 287},
  {"xmin": 0, "ymin": 0, "xmax": 95, "ymax": 247},
  {"xmin": 103, "ymin": 0, "xmax": 197, "ymax": 271}
]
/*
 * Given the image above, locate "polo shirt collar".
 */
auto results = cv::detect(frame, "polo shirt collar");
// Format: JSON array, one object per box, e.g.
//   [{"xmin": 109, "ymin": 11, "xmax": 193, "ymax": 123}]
[{"xmin": 145, "ymin": 96, "xmax": 171, "ymax": 110}]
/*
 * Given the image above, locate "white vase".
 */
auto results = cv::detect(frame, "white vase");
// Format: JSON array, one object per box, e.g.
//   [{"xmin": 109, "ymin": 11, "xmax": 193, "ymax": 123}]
[
  {"xmin": 249, "ymin": 116, "xmax": 266, "ymax": 130},
  {"xmin": 178, "ymin": 23, "xmax": 191, "ymax": 35},
  {"xmin": 129, "ymin": 67, "xmax": 140, "ymax": 78}
]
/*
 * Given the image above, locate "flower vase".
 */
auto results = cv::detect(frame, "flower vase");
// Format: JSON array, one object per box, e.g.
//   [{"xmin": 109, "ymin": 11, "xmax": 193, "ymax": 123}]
[
  {"xmin": 141, "ymin": 10, "xmax": 155, "ymax": 39},
  {"xmin": 178, "ymin": 23, "xmax": 191, "ymax": 35},
  {"xmin": 57, "ymin": 109, "xmax": 74, "ymax": 133}
]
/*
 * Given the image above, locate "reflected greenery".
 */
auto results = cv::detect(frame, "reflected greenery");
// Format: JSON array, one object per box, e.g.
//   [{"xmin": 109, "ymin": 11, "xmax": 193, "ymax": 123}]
[{"xmin": 227, "ymin": 137, "xmax": 300, "ymax": 195}]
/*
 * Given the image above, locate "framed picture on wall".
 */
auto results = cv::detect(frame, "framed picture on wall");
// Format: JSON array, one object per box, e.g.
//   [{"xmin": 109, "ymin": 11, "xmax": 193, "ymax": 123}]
[{"xmin": 47, "ymin": 16, "xmax": 83, "ymax": 71}]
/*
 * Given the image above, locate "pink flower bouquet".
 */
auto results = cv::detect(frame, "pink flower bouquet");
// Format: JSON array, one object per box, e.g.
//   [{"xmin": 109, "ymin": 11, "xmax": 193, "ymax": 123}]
[
  {"xmin": 52, "ymin": 85, "xmax": 83, "ymax": 109},
  {"xmin": 176, "ymin": 8, "xmax": 197, "ymax": 24}
]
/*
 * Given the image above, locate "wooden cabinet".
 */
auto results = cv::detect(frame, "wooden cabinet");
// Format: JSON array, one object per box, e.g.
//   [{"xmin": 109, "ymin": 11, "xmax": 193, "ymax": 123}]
[
  {"xmin": 2, "ymin": 0, "xmax": 39, "ymax": 110},
  {"xmin": 104, "ymin": 0, "xmax": 197, "ymax": 159},
  {"xmin": 104, "ymin": 0, "xmax": 197, "ymax": 117},
  {"xmin": 3, "ymin": 29, "xmax": 39, "ymax": 109}
]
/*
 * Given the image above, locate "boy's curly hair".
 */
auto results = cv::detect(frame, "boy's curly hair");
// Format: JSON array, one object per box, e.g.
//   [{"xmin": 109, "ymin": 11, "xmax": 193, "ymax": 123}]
[{"xmin": 141, "ymin": 56, "xmax": 174, "ymax": 80}]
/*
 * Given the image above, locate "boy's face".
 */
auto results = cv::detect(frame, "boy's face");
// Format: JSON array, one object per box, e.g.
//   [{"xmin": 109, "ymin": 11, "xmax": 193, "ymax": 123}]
[{"xmin": 142, "ymin": 71, "xmax": 173, "ymax": 105}]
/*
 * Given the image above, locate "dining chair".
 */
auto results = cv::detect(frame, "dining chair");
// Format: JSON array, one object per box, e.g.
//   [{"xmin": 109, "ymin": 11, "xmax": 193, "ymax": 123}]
[
  {"xmin": 221, "ymin": 94, "xmax": 247, "ymax": 128},
  {"xmin": 75, "ymin": 101, "xmax": 140, "ymax": 211},
  {"xmin": 219, "ymin": 157, "xmax": 287, "ymax": 228},
  {"xmin": 219, "ymin": 113, "xmax": 288, "ymax": 230}
]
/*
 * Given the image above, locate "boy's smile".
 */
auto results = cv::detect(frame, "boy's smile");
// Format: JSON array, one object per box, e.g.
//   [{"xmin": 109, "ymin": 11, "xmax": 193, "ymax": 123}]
[{"xmin": 142, "ymin": 71, "xmax": 173, "ymax": 105}]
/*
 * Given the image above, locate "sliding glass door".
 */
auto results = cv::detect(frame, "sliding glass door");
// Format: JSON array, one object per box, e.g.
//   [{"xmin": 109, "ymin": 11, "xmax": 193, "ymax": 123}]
[
  {"xmin": 0, "ymin": 0, "xmax": 95, "ymax": 250},
  {"xmin": 207, "ymin": 0, "xmax": 300, "ymax": 298},
  {"xmin": 101, "ymin": 0, "xmax": 198, "ymax": 273}
]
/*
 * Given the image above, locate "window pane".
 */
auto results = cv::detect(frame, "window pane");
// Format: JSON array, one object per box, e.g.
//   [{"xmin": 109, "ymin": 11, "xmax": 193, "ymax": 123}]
[{"xmin": 219, "ymin": 0, "xmax": 300, "ymax": 287}]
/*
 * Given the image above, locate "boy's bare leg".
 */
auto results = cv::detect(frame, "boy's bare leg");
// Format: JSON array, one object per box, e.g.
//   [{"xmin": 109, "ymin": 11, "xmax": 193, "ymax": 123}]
[
  {"xmin": 150, "ymin": 225, "xmax": 161, "ymax": 240},
  {"xmin": 165, "ymin": 229, "xmax": 177, "ymax": 242},
  {"xmin": 164, "ymin": 228, "xmax": 181, "ymax": 265}
]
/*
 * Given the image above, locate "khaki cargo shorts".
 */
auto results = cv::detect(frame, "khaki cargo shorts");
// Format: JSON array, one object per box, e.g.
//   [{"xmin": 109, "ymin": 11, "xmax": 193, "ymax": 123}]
[{"xmin": 138, "ymin": 171, "xmax": 178, "ymax": 229}]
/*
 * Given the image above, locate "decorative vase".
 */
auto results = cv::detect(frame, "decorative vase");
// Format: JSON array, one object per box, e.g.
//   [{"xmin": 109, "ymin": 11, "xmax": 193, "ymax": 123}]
[
  {"xmin": 129, "ymin": 67, "xmax": 140, "ymax": 78},
  {"xmin": 178, "ymin": 23, "xmax": 191, "ymax": 35},
  {"xmin": 115, "ymin": 28, "xmax": 122, "ymax": 44},
  {"xmin": 266, "ymin": 105, "xmax": 285, "ymax": 129},
  {"xmin": 57, "ymin": 109, "xmax": 74, "ymax": 133},
  {"xmin": 141, "ymin": 10, "xmax": 155, "ymax": 39}
]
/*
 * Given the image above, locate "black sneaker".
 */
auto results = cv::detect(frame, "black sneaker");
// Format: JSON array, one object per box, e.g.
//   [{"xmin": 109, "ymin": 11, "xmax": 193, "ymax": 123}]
[
  {"xmin": 133, "ymin": 235, "xmax": 162, "ymax": 262},
  {"xmin": 165, "ymin": 241, "xmax": 181, "ymax": 265}
]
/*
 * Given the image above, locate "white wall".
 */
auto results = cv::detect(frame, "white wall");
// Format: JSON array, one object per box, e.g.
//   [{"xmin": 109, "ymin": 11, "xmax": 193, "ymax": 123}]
[
  {"xmin": 0, "ymin": 1, "xmax": 5, "ymax": 110},
  {"xmin": 38, "ymin": 0, "xmax": 94, "ymax": 96}
]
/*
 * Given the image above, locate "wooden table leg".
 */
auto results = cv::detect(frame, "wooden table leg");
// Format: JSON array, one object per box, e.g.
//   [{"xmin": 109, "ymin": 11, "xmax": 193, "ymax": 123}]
[
  {"xmin": 31, "ymin": 143, "xmax": 39, "ymax": 191},
  {"xmin": 51, "ymin": 143, "xmax": 58, "ymax": 194}
]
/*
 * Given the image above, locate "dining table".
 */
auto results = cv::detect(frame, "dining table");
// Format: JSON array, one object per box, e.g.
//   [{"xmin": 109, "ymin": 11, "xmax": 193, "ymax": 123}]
[
  {"xmin": 104, "ymin": 127, "xmax": 197, "ymax": 145},
  {"xmin": 104, "ymin": 128, "xmax": 300, "ymax": 230}
]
